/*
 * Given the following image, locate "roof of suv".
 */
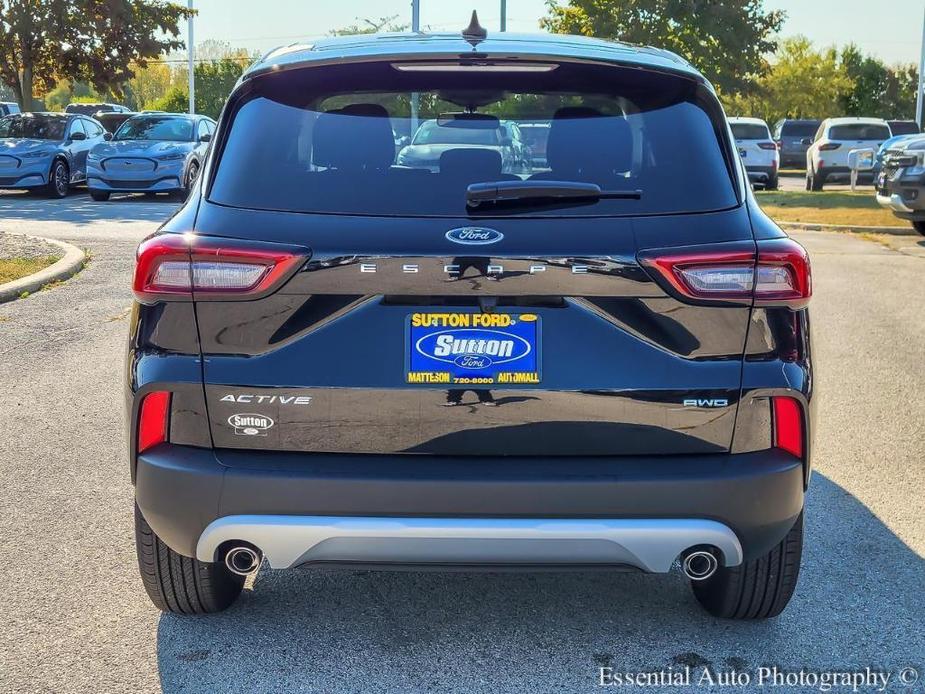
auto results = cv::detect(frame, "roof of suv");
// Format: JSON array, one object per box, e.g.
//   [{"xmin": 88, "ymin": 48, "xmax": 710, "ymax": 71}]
[
  {"xmin": 244, "ymin": 31, "xmax": 699, "ymax": 82},
  {"xmin": 727, "ymin": 117, "xmax": 769, "ymax": 126},
  {"xmin": 823, "ymin": 117, "xmax": 889, "ymax": 127}
]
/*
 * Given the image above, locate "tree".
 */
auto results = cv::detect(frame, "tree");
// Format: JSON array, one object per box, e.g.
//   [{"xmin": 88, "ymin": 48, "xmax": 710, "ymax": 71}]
[
  {"xmin": 881, "ymin": 63, "xmax": 919, "ymax": 120},
  {"xmin": 839, "ymin": 45, "xmax": 919, "ymax": 120},
  {"xmin": 125, "ymin": 60, "xmax": 174, "ymax": 110},
  {"xmin": 541, "ymin": 0, "xmax": 784, "ymax": 95},
  {"xmin": 43, "ymin": 78, "xmax": 106, "ymax": 111},
  {"xmin": 151, "ymin": 50, "xmax": 253, "ymax": 119},
  {"xmin": 0, "ymin": 0, "xmax": 193, "ymax": 110},
  {"xmin": 721, "ymin": 37, "xmax": 853, "ymax": 125},
  {"xmin": 839, "ymin": 45, "xmax": 889, "ymax": 117},
  {"xmin": 329, "ymin": 15, "xmax": 409, "ymax": 36}
]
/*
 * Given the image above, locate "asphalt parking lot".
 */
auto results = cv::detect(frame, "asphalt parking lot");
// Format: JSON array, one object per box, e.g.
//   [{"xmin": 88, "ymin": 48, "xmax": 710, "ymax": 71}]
[
  {"xmin": 0, "ymin": 191, "xmax": 923, "ymax": 693},
  {"xmin": 777, "ymin": 172, "xmax": 868, "ymax": 193}
]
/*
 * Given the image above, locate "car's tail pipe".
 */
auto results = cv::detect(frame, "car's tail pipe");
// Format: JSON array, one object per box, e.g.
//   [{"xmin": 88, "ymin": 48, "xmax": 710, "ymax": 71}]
[
  {"xmin": 224, "ymin": 544, "xmax": 262, "ymax": 576},
  {"xmin": 681, "ymin": 549, "xmax": 719, "ymax": 581}
]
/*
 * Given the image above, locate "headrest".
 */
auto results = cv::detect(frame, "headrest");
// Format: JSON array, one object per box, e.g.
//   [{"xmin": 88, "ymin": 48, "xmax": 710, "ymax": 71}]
[
  {"xmin": 545, "ymin": 106, "xmax": 632, "ymax": 179},
  {"xmin": 312, "ymin": 103, "xmax": 394, "ymax": 170},
  {"xmin": 439, "ymin": 148, "xmax": 502, "ymax": 179}
]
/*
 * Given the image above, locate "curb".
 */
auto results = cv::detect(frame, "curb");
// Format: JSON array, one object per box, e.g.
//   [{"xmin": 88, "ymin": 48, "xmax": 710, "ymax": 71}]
[
  {"xmin": 0, "ymin": 236, "xmax": 87, "ymax": 303},
  {"xmin": 779, "ymin": 221, "xmax": 916, "ymax": 236}
]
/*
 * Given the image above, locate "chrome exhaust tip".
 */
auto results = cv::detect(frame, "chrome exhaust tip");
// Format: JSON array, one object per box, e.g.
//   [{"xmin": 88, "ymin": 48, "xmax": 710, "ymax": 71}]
[
  {"xmin": 682, "ymin": 550, "xmax": 718, "ymax": 581},
  {"xmin": 224, "ymin": 545, "xmax": 261, "ymax": 576}
]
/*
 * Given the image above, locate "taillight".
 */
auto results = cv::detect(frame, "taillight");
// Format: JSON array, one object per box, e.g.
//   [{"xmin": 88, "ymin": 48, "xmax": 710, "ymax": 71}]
[
  {"xmin": 754, "ymin": 238, "xmax": 811, "ymax": 307},
  {"xmin": 758, "ymin": 142, "xmax": 777, "ymax": 150},
  {"xmin": 639, "ymin": 238, "xmax": 811, "ymax": 308},
  {"xmin": 772, "ymin": 396, "xmax": 803, "ymax": 458},
  {"xmin": 138, "ymin": 391, "xmax": 171, "ymax": 453},
  {"xmin": 132, "ymin": 233, "xmax": 308, "ymax": 303},
  {"xmin": 819, "ymin": 143, "xmax": 841, "ymax": 151}
]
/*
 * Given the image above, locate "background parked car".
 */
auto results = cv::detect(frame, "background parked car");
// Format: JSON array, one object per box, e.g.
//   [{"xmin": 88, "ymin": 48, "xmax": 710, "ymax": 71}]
[
  {"xmin": 728, "ymin": 116, "xmax": 780, "ymax": 189},
  {"xmin": 0, "ymin": 102, "xmax": 21, "ymax": 117},
  {"xmin": 65, "ymin": 102, "xmax": 131, "ymax": 116},
  {"xmin": 0, "ymin": 112, "xmax": 106, "ymax": 197},
  {"xmin": 397, "ymin": 117, "xmax": 531, "ymax": 174},
  {"xmin": 519, "ymin": 121, "xmax": 551, "ymax": 168},
  {"xmin": 86, "ymin": 112, "xmax": 215, "ymax": 200},
  {"xmin": 772, "ymin": 118, "xmax": 821, "ymax": 169},
  {"xmin": 872, "ymin": 133, "xmax": 922, "ymax": 177},
  {"xmin": 886, "ymin": 120, "xmax": 920, "ymax": 136},
  {"xmin": 875, "ymin": 135, "xmax": 925, "ymax": 235},
  {"xmin": 805, "ymin": 117, "xmax": 891, "ymax": 191},
  {"xmin": 94, "ymin": 111, "xmax": 137, "ymax": 134}
]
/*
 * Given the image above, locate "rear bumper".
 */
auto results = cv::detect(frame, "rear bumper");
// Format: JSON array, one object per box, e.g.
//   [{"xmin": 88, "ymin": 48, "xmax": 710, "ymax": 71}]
[
  {"xmin": 197, "ymin": 515, "xmax": 743, "ymax": 571},
  {"xmin": 135, "ymin": 445, "xmax": 805, "ymax": 569},
  {"xmin": 744, "ymin": 165, "xmax": 776, "ymax": 182}
]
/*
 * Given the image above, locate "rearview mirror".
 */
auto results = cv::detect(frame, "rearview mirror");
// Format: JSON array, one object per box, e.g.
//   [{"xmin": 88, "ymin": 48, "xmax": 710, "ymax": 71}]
[
  {"xmin": 69, "ymin": 131, "xmax": 86, "ymax": 141},
  {"xmin": 199, "ymin": 133, "xmax": 212, "ymax": 143}
]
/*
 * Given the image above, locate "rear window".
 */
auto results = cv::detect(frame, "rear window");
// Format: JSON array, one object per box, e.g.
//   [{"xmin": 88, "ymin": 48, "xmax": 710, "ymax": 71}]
[
  {"xmin": 888, "ymin": 121, "xmax": 919, "ymax": 136},
  {"xmin": 210, "ymin": 61, "xmax": 737, "ymax": 217},
  {"xmin": 780, "ymin": 121, "xmax": 819, "ymax": 137},
  {"xmin": 829, "ymin": 124, "xmax": 891, "ymax": 141},
  {"xmin": 730, "ymin": 123, "xmax": 770, "ymax": 140}
]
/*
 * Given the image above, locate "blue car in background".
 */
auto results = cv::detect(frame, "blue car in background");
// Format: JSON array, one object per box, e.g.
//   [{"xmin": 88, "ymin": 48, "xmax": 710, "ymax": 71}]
[
  {"xmin": 87, "ymin": 113, "xmax": 216, "ymax": 201},
  {"xmin": 873, "ymin": 134, "xmax": 923, "ymax": 177},
  {"xmin": 0, "ymin": 112, "xmax": 106, "ymax": 197}
]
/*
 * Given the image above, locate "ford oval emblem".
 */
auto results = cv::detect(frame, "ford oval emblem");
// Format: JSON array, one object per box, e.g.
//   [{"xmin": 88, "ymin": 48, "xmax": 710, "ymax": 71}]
[
  {"xmin": 415, "ymin": 329, "xmax": 531, "ymax": 365},
  {"xmin": 445, "ymin": 227, "xmax": 504, "ymax": 245},
  {"xmin": 454, "ymin": 354, "xmax": 493, "ymax": 369}
]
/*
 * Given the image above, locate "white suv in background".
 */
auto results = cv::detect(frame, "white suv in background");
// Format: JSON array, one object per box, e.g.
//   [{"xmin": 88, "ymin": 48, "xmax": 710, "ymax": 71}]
[
  {"xmin": 728, "ymin": 117, "xmax": 780, "ymax": 190},
  {"xmin": 805, "ymin": 117, "xmax": 892, "ymax": 191}
]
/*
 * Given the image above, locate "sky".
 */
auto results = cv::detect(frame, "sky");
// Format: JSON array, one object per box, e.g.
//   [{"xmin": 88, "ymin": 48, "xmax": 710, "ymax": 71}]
[{"xmin": 186, "ymin": 0, "xmax": 925, "ymax": 65}]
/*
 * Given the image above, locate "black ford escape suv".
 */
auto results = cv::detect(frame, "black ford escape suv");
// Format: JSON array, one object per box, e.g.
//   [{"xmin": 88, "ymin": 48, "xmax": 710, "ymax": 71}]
[{"xmin": 129, "ymin": 22, "xmax": 813, "ymax": 619}]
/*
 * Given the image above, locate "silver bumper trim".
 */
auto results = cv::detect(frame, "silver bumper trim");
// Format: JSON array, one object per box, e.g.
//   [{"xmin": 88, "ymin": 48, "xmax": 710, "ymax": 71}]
[
  {"xmin": 876, "ymin": 193, "xmax": 914, "ymax": 214},
  {"xmin": 196, "ymin": 516, "xmax": 743, "ymax": 572}
]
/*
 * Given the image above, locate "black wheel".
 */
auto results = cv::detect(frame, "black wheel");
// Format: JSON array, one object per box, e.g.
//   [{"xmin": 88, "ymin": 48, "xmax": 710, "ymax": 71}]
[
  {"xmin": 912, "ymin": 221, "xmax": 925, "ymax": 237},
  {"xmin": 46, "ymin": 160, "xmax": 69, "ymax": 198},
  {"xmin": 806, "ymin": 167, "xmax": 823, "ymax": 192},
  {"xmin": 89, "ymin": 190, "xmax": 110, "ymax": 202},
  {"xmin": 134, "ymin": 503, "xmax": 244, "ymax": 614},
  {"xmin": 765, "ymin": 175, "xmax": 779, "ymax": 191},
  {"xmin": 692, "ymin": 513, "xmax": 803, "ymax": 619},
  {"xmin": 183, "ymin": 160, "xmax": 200, "ymax": 196}
]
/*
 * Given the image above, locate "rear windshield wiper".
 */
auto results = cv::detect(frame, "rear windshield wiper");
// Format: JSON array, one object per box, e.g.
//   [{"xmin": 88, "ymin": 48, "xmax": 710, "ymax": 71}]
[{"xmin": 466, "ymin": 180, "xmax": 643, "ymax": 208}]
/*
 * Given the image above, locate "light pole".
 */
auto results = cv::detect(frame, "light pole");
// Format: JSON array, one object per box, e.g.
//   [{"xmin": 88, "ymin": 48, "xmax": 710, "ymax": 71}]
[
  {"xmin": 188, "ymin": 0, "xmax": 195, "ymax": 115},
  {"xmin": 410, "ymin": 0, "xmax": 420, "ymax": 136},
  {"xmin": 917, "ymin": 4, "xmax": 925, "ymax": 129},
  {"xmin": 500, "ymin": 0, "xmax": 507, "ymax": 31}
]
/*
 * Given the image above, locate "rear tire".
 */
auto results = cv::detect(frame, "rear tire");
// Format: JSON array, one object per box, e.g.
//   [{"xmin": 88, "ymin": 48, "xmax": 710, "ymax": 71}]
[
  {"xmin": 691, "ymin": 512, "xmax": 803, "ymax": 619},
  {"xmin": 806, "ymin": 168, "xmax": 823, "ymax": 191},
  {"xmin": 46, "ymin": 160, "xmax": 69, "ymax": 198},
  {"xmin": 912, "ymin": 221, "xmax": 925, "ymax": 237},
  {"xmin": 134, "ymin": 503, "xmax": 244, "ymax": 614},
  {"xmin": 89, "ymin": 190, "xmax": 110, "ymax": 202},
  {"xmin": 182, "ymin": 160, "xmax": 200, "ymax": 198},
  {"xmin": 765, "ymin": 175, "xmax": 778, "ymax": 191}
]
